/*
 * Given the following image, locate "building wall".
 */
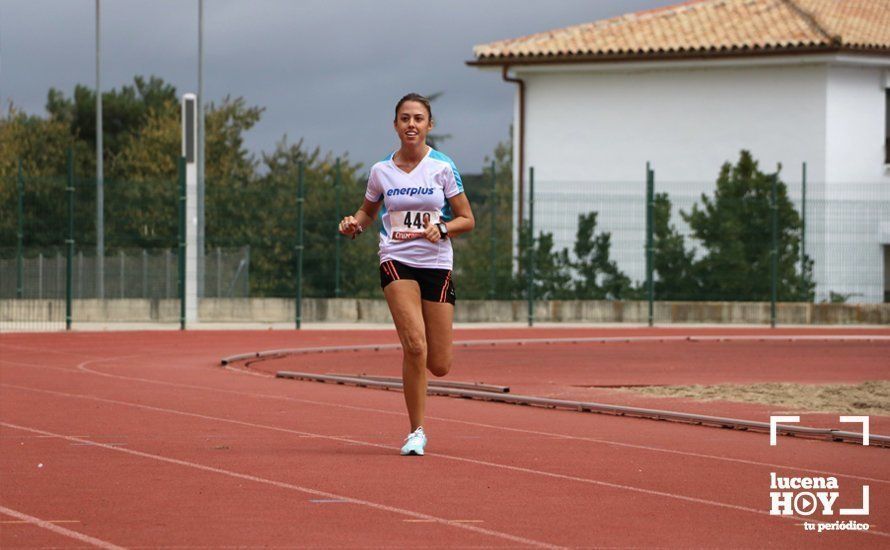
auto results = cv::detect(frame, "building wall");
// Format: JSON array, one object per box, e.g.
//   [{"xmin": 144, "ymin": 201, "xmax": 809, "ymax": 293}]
[
  {"xmin": 511, "ymin": 58, "xmax": 889, "ymax": 302},
  {"xmin": 518, "ymin": 61, "xmax": 828, "ymax": 184},
  {"xmin": 817, "ymin": 63, "xmax": 890, "ymax": 302},
  {"xmin": 825, "ymin": 64, "xmax": 889, "ymax": 184}
]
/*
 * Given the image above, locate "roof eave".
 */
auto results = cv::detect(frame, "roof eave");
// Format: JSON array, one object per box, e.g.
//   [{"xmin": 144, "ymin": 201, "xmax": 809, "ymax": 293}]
[{"xmin": 466, "ymin": 44, "xmax": 890, "ymax": 67}]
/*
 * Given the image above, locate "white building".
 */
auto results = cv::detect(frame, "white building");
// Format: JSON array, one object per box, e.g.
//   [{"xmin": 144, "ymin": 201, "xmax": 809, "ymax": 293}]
[{"xmin": 471, "ymin": 0, "xmax": 890, "ymax": 302}]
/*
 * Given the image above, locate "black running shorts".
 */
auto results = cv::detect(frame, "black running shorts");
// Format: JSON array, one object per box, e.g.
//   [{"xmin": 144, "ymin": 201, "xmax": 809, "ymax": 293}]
[{"xmin": 379, "ymin": 259, "xmax": 455, "ymax": 305}]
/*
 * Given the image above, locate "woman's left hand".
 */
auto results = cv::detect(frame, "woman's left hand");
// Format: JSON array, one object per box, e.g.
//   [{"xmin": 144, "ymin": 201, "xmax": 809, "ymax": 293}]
[{"xmin": 422, "ymin": 220, "xmax": 441, "ymax": 243}]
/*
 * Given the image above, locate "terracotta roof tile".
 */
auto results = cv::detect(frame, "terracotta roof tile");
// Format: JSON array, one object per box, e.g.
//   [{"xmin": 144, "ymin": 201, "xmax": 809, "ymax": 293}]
[{"xmin": 472, "ymin": 0, "xmax": 890, "ymax": 63}]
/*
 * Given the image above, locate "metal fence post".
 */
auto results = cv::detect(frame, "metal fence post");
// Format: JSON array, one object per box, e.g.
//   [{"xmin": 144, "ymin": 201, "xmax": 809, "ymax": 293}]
[
  {"xmin": 245, "ymin": 244, "xmax": 251, "ymax": 297},
  {"xmin": 178, "ymin": 156, "xmax": 186, "ymax": 330},
  {"xmin": 38, "ymin": 253, "xmax": 44, "ymax": 299},
  {"xmin": 296, "ymin": 161, "xmax": 305, "ymax": 329},
  {"xmin": 66, "ymin": 148, "xmax": 74, "ymax": 330},
  {"xmin": 216, "ymin": 246, "xmax": 222, "ymax": 298},
  {"xmin": 142, "ymin": 249, "xmax": 148, "ymax": 298},
  {"xmin": 770, "ymin": 172, "xmax": 778, "ymax": 328},
  {"xmin": 646, "ymin": 162, "xmax": 654, "ymax": 327},
  {"xmin": 119, "ymin": 250, "xmax": 125, "ymax": 299},
  {"xmin": 56, "ymin": 250, "xmax": 63, "ymax": 298},
  {"xmin": 801, "ymin": 161, "xmax": 807, "ymax": 302},
  {"xmin": 165, "ymin": 249, "xmax": 171, "ymax": 299},
  {"xmin": 16, "ymin": 158, "xmax": 24, "ymax": 299},
  {"xmin": 489, "ymin": 160, "xmax": 497, "ymax": 299},
  {"xmin": 334, "ymin": 157, "xmax": 341, "ymax": 298},
  {"xmin": 527, "ymin": 166, "xmax": 535, "ymax": 327},
  {"xmin": 77, "ymin": 251, "xmax": 83, "ymax": 299}
]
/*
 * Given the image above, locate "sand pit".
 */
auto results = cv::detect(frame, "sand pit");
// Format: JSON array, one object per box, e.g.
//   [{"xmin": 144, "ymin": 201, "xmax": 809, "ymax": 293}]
[{"xmin": 619, "ymin": 380, "xmax": 890, "ymax": 416}]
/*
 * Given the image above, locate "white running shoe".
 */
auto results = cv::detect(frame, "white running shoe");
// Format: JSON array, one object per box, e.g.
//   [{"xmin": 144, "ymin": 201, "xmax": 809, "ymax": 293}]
[{"xmin": 400, "ymin": 427, "xmax": 427, "ymax": 456}]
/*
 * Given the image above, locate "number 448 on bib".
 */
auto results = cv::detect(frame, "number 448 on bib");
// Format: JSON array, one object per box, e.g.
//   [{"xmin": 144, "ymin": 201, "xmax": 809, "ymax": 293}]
[{"xmin": 390, "ymin": 210, "xmax": 439, "ymax": 240}]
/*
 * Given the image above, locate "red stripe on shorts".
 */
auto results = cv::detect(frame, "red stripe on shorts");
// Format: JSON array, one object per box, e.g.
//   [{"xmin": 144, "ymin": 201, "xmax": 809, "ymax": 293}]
[
  {"xmin": 439, "ymin": 271, "xmax": 451, "ymax": 302},
  {"xmin": 388, "ymin": 261, "xmax": 400, "ymax": 280}
]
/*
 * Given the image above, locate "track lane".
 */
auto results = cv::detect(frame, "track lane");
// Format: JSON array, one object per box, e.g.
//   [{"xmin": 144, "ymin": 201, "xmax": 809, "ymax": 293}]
[
  {"xmin": 2, "ymin": 328, "xmax": 887, "ymax": 548},
  {"xmin": 0, "ymin": 505, "xmax": 123, "ymax": 549},
  {"xmin": 4, "ymin": 352, "xmax": 888, "ymax": 485},
  {"xmin": 1, "ymin": 369, "xmax": 885, "ymax": 548},
  {"xmin": 5, "ymin": 351, "xmax": 889, "ymax": 483},
  {"xmin": 1, "ymin": 416, "xmax": 559, "ymax": 549}
]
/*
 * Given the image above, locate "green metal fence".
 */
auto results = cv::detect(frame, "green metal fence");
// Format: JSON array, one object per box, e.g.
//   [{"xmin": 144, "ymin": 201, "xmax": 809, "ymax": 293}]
[
  {"xmin": 522, "ymin": 161, "xmax": 889, "ymax": 324},
  {"xmin": 2, "ymin": 150, "xmax": 887, "ymax": 330}
]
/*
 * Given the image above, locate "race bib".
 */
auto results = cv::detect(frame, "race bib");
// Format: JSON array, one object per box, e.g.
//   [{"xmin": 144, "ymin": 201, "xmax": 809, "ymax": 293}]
[{"xmin": 390, "ymin": 210, "xmax": 440, "ymax": 240}]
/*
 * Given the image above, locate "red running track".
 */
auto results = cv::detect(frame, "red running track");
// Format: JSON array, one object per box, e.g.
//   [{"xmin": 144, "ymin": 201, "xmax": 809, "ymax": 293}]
[{"xmin": 1, "ymin": 327, "xmax": 888, "ymax": 548}]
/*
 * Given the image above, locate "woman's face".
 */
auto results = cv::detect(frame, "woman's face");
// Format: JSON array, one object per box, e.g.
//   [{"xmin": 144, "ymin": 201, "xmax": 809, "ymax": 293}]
[{"xmin": 394, "ymin": 101, "xmax": 432, "ymax": 148}]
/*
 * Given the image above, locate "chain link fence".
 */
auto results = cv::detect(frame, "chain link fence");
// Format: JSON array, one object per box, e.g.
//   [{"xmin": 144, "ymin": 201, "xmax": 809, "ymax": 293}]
[
  {"xmin": 0, "ymin": 247, "xmax": 248, "ymax": 301},
  {"xmin": 2, "ymin": 152, "xmax": 887, "ymax": 329},
  {"xmin": 523, "ymin": 162, "xmax": 889, "ymax": 325}
]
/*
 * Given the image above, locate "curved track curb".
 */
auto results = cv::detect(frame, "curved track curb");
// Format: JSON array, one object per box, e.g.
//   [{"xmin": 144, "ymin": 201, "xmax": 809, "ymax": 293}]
[
  {"xmin": 220, "ymin": 334, "xmax": 890, "ymax": 365},
  {"xmin": 221, "ymin": 335, "xmax": 890, "ymax": 448}
]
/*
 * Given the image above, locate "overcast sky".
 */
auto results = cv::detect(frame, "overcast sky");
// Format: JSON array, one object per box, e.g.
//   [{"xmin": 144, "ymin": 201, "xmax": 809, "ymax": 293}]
[{"xmin": 1, "ymin": 0, "xmax": 676, "ymax": 173}]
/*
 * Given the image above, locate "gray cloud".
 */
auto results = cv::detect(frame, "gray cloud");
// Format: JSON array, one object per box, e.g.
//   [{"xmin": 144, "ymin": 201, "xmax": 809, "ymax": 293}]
[{"xmin": 1, "ymin": 0, "xmax": 675, "ymax": 173}]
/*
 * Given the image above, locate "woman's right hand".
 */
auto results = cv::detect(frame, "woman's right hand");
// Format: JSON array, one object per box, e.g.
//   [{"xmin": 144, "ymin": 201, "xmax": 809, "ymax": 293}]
[{"xmin": 338, "ymin": 216, "xmax": 362, "ymax": 237}]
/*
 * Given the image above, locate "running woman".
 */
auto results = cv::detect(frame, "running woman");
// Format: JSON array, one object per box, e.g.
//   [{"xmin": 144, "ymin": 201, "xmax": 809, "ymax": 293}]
[{"xmin": 338, "ymin": 93, "xmax": 474, "ymax": 455}]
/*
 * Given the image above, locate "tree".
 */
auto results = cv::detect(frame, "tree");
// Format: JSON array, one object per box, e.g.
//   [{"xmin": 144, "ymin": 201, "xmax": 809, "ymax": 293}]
[
  {"xmin": 254, "ymin": 140, "xmax": 376, "ymax": 298},
  {"xmin": 512, "ymin": 224, "xmax": 573, "ymax": 300},
  {"xmin": 0, "ymin": 104, "xmax": 91, "ymax": 254},
  {"xmin": 651, "ymin": 192, "xmax": 699, "ymax": 300},
  {"xmin": 455, "ymin": 131, "xmax": 638, "ymax": 301},
  {"xmin": 656, "ymin": 150, "xmax": 814, "ymax": 301},
  {"xmin": 571, "ymin": 212, "xmax": 636, "ymax": 299},
  {"xmin": 46, "ymin": 75, "xmax": 178, "ymax": 172},
  {"xmin": 424, "ymin": 92, "xmax": 452, "ymax": 150},
  {"xmin": 86, "ymin": 92, "xmax": 263, "ymax": 251},
  {"xmin": 452, "ymin": 133, "xmax": 514, "ymax": 299}
]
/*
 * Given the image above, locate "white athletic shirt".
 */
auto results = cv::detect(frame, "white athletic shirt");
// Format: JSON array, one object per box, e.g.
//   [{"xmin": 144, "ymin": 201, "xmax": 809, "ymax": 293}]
[{"xmin": 364, "ymin": 148, "xmax": 464, "ymax": 270}]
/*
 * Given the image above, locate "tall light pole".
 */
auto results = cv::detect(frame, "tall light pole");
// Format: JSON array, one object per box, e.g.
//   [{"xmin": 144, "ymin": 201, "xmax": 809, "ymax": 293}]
[
  {"xmin": 197, "ymin": 0, "xmax": 205, "ymax": 298},
  {"xmin": 96, "ymin": 0, "xmax": 104, "ymax": 299},
  {"xmin": 182, "ymin": 94, "xmax": 198, "ymax": 323}
]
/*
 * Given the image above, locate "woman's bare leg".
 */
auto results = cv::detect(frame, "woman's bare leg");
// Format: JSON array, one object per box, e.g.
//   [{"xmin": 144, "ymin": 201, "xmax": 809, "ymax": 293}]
[
  {"xmin": 384, "ymin": 281, "xmax": 427, "ymax": 431},
  {"xmin": 422, "ymin": 300, "xmax": 453, "ymax": 377}
]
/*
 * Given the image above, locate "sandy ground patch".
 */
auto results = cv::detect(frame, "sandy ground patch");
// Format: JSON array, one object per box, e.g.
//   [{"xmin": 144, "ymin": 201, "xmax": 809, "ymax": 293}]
[{"xmin": 618, "ymin": 380, "xmax": 890, "ymax": 416}]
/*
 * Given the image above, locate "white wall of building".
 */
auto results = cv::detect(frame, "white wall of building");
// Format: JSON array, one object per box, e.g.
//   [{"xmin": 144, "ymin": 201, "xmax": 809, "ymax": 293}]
[
  {"xmin": 818, "ymin": 63, "xmax": 890, "ymax": 302},
  {"xmin": 825, "ymin": 63, "xmax": 889, "ymax": 184},
  {"xmin": 510, "ymin": 56, "xmax": 890, "ymax": 302},
  {"xmin": 518, "ymin": 60, "xmax": 829, "ymax": 184}
]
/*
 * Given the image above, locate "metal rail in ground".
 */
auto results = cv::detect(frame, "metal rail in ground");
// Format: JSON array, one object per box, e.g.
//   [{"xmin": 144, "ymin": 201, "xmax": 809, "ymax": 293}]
[
  {"xmin": 334, "ymin": 373, "xmax": 509, "ymax": 393},
  {"xmin": 219, "ymin": 334, "xmax": 890, "ymax": 366},
  {"xmin": 275, "ymin": 371, "xmax": 888, "ymax": 448},
  {"xmin": 221, "ymin": 343, "xmax": 402, "ymax": 365}
]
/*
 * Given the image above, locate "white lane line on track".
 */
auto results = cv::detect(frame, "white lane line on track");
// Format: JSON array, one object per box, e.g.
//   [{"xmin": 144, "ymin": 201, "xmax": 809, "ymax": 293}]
[
  {"xmin": 404, "ymin": 519, "xmax": 484, "ymax": 523},
  {"xmin": 219, "ymin": 364, "xmax": 890, "ymax": 483},
  {"xmin": 0, "ymin": 520, "xmax": 80, "ymax": 524},
  {"xmin": 4, "ymin": 356, "xmax": 889, "ymax": 486},
  {"xmin": 3, "ymin": 383, "xmax": 888, "ymax": 539},
  {"xmin": 84, "ymin": 361, "xmax": 890, "ymax": 486},
  {"xmin": 0, "ymin": 359, "xmax": 81, "ymax": 373},
  {"xmin": 0, "ymin": 505, "xmax": 124, "ymax": 549},
  {"xmin": 0, "ymin": 422, "xmax": 562, "ymax": 550},
  {"xmin": 0, "ymin": 342, "xmax": 101, "ymax": 358},
  {"xmin": 222, "ymin": 365, "xmax": 273, "ymax": 378}
]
